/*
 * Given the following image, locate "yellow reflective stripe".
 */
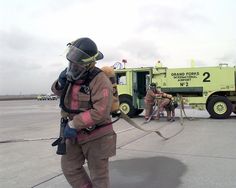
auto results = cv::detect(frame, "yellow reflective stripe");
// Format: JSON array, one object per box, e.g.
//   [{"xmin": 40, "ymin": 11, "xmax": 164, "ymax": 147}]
[{"xmin": 81, "ymin": 52, "xmax": 99, "ymax": 63}]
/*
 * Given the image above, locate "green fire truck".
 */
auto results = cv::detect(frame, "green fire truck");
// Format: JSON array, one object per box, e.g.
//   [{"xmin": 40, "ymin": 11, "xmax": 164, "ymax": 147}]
[{"xmin": 114, "ymin": 63, "xmax": 236, "ymax": 119}]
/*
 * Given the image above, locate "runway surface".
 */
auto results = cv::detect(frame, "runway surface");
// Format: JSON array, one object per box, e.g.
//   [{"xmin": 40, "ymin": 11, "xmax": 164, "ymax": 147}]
[{"xmin": 0, "ymin": 100, "xmax": 236, "ymax": 188}]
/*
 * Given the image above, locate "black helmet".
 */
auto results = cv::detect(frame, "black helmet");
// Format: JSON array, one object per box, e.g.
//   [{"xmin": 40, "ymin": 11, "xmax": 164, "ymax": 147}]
[
  {"xmin": 150, "ymin": 83, "xmax": 156, "ymax": 87},
  {"xmin": 66, "ymin": 37, "xmax": 104, "ymax": 65}
]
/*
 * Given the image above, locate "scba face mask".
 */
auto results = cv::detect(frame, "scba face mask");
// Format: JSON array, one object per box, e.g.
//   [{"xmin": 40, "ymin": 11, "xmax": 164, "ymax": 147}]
[
  {"xmin": 66, "ymin": 61, "xmax": 88, "ymax": 82},
  {"xmin": 65, "ymin": 45, "xmax": 92, "ymax": 81}
]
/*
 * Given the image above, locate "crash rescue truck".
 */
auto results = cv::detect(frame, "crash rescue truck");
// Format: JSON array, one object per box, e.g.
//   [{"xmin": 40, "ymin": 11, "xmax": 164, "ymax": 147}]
[{"xmin": 114, "ymin": 63, "xmax": 236, "ymax": 119}]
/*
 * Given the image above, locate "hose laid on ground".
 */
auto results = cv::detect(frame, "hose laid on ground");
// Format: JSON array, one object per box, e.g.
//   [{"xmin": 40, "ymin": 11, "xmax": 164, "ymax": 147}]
[
  {"xmin": 120, "ymin": 111, "xmax": 169, "ymax": 139},
  {"xmin": 178, "ymin": 94, "xmax": 195, "ymax": 121},
  {"xmin": 120, "ymin": 94, "xmax": 195, "ymax": 140},
  {"xmin": 120, "ymin": 110, "xmax": 186, "ymax": 140}
]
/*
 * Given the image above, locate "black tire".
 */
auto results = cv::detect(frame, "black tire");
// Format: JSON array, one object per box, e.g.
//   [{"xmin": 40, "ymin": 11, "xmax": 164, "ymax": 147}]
[
  {"xmin": 207, "ymin": 96, "xmax": 232, "ymax": 119},
  {"xmin": 206, "ymin": 96, "xmax": 214, "ymax": 113},
  {"xmin": 119, "ymin": 96, "xmax": 136, "ymax": 117}
]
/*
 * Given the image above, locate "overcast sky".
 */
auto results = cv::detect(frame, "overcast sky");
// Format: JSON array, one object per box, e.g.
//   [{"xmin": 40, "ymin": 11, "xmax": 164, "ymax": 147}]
[{"xmin": 0, "ymin": 0, "xmax": 235, "ymax": 95}]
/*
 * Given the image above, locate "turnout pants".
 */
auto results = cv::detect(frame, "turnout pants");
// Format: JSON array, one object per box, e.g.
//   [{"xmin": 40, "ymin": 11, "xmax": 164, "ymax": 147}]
[
  {"xmin": 144, "ymin": 102, "xmax": 155, "ymax": 119},
  {"xmin": 157, "ymin": 98, "xmax": 171, "ymax": 118},
  {"xmin": 61, "ymin": 132, "xmax": 116, "ymax": 188}
]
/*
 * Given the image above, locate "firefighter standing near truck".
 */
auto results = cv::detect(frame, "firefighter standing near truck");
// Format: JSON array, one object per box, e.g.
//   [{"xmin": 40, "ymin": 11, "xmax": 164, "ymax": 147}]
[
  {"xmin": 51, "ymin": 37, "xmax": 116, "ymax": 188},
  {"xmin": 144, "ymin": 83, "xmax": 162, "ymax": 120},
  {"xmin": 145, "ymin": 83, "xmax": 174, "ymax": 120}
]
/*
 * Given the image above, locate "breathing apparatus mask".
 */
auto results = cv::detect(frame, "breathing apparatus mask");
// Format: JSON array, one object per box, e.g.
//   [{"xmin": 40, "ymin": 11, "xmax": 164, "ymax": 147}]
[{"xmin": 66, "ymin": 60, "xmax": 88, "ymax": 82}]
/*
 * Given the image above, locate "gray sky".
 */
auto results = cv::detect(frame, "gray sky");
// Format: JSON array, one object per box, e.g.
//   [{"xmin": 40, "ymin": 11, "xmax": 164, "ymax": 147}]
[{"xmin": 0, "ymin": 0, "xmax": 236, "ymax": 95}]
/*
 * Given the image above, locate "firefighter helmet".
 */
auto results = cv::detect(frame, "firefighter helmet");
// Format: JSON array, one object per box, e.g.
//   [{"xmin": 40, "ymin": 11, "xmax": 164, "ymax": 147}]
[
  {"xmin": 150, "ymin": 83, "xmax": 156, "ymax": 87},
  {"xmin": 66, "ymin": 37, "xmax": 104, "ymax": 65},
  {"xmin": 149, "ymin": 83, "xmax": 157, "ymax": 90}
]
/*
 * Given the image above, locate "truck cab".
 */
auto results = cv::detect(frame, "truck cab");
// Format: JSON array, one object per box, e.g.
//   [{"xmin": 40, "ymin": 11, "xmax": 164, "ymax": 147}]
[{"xmin": 115, "ymin": 67, "xmax": 152, "ymax": 117}]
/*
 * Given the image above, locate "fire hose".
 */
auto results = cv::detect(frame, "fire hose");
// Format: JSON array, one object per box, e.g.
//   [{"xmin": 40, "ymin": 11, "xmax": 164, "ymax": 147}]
[{"xmin": 119, "ymin": 95, "xmax": 193, "ymax": 140}]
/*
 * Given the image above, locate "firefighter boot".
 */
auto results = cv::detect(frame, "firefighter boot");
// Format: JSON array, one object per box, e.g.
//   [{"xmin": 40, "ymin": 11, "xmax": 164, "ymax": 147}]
[{"xmin": 166, "ymin": 110, "xmax": 171, "ymax": 121}]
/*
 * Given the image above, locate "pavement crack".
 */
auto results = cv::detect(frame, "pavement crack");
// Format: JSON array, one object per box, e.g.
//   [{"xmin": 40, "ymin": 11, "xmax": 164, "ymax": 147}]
[
  {"xmin": 31, "ymin": 173, "xmax": 63, "ymax": 187},
  {"xmin": 0, "ymin": 137, "xmax": 57, "ymax": 144}
]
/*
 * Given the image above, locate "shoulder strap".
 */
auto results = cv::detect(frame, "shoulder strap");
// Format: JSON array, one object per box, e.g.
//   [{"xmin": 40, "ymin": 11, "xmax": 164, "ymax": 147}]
[{"xmin": 84, "ymin": 67, "xmax": 102, "ymax": 86}]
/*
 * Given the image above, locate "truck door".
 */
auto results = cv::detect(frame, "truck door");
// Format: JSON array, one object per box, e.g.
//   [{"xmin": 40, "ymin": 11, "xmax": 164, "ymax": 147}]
[
  {"xmin": 133, "ymin": 70, "xmax": 152, "ymax": 109},
  {"xmin": 132, "ymin": 71, "xmax": 138, "ymax": 109},
  {"xmin": 116, "ymin": 68, "xmax": 152, "ymax": 117}
]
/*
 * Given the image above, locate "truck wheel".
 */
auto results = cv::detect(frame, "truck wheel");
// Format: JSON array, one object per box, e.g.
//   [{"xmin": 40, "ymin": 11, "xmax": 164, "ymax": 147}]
[
  {"xmin": 207, "ymin": 96, "xmax": 232, "ymax": 119},
  {"xmin": 119, "ymin": 96, "xmax": 136, "ymax": 117}
]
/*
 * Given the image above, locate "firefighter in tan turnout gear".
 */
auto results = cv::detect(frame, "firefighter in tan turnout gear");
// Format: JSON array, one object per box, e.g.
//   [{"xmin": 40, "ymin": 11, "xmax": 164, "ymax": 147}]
[
  {"xmin": 144, "ymin": 83, "xmax": 161, "ymax": 120},
  {"xmin": 144, "ymin": 83, "xmax": 173, "ymax": 121},
  {"xmin": 51, "ymin": 37, "xmax": 116, "ymax": 188}
]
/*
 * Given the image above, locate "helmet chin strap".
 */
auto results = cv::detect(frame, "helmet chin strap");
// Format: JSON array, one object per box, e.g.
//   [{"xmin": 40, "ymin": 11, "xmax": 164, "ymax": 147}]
[{"xmin": 87, "ymin": 62, "xmax": 96, "ymax": 69}]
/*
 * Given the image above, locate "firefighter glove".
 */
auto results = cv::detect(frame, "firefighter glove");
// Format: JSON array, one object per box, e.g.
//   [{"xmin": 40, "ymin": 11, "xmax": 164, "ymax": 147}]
[
  {"xmin": 58, "ymin": 68, "xmax": 67, "ymax": 90},
  {"xmin": 64, "ymin": 121, "xmax": 77, "ymax": 138}
]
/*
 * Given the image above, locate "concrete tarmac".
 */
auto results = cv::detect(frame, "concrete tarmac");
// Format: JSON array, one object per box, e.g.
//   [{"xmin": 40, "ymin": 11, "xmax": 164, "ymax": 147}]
[{"xmin": 0, "ymin": 100, "xmax": 236, "ymax": 188}]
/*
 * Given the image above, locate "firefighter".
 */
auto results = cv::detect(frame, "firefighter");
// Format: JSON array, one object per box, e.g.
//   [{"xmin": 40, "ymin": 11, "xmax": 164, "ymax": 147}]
[
  {"xmin": 157, "ymin": 93, "xmax": 172, "ymax": 121},
  {"xmin": 144, "ymin": 83, "xmax": 162, "ymax": 120},
  {"xmin": 145, "ymin": 83, "xmax": 175, "ymax": 121},
  {"xmin": 165, "ymin": 99, "xmax": 178, "ymax": 121},
  {"xmin": 51, "ymin": 37, "xmax": 116, "ymax": 188}
]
